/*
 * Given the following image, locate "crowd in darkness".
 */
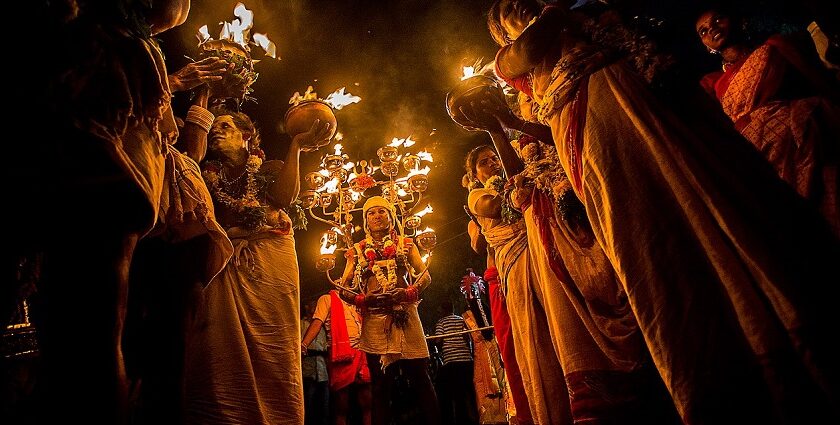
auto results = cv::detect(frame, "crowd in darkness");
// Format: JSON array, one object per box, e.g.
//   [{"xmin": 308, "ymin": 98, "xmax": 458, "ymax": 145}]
[{"xmin": 4, "ymin": 1, "xmax": 839, "ymax": 424}]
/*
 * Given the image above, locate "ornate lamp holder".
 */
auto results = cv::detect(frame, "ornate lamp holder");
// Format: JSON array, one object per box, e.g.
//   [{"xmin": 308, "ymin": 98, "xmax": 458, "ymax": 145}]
[{"xmin": 300, "ymin": 138, "xmax": 437, "ymax": 292}]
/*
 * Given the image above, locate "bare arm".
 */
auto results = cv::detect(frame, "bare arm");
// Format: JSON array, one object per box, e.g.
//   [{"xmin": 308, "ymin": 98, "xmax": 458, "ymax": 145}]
[
  {"xmin": 497, "ymin": 7, "xmax": 574, "ymax": 79},
  {"xmin": 468, "ymin": 220, "xmax": 487, "ymax": 255},
  {"xmin": 336, "ymin": 251, "xmax": 359, "ymax": 304},
  {"xmin": 471, "ymin": 192, "xmax": 503, "ymax": 220},
  {"xmin": 488, "ymin": 130, "xmax": 524, "ymax": 177},
  {"xmin": 406, "ymin": 240, "xmax": 431, "ymax": 293},
  {"xmin": 177, "ymin": 86, "xmax": 210, "ymax": 163},
  {"xmin": 267, "ymin": 120, "xmax": 332, "ymax": 208},
  {"xmin": 301, "ymin": 318, "xmax": 325, "ymax": 349}
]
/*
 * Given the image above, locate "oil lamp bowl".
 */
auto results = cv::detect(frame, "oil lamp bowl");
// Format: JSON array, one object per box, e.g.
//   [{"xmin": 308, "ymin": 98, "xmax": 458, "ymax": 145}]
[
  {"xmin": 199, "ymin": 39, "xmax": 253, "ymax": 100},
  {"xmin": 445, "ymin": 75, "xmax": 505, "ymax": 132},
  {"xmin": 415, "ymin": 231, "xmax": 437, "ymax": 252},
  {"xmin": 316, "ymin": 254, "xmax": 336, "ymax": 272},
  {"xmin": 284, "ymin": 100, "xmax": 338, "ymax": 149}
]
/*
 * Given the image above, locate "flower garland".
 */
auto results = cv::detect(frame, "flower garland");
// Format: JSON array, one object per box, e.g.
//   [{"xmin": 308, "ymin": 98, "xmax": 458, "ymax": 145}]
[
  {"xmin": 485, "ymin": 175, "xmax": 523, "ymax": 224},
  {"xmin": 203, "ymin": 149, "xmax": 267, "ymax": 230},
  {"xmin": 356, "ymin": 231, "xmax": 403, "ymax": 293},
  {"xmin": 362, "ymin": 233, "xmax": 397, "ymax": 263},
  {"xmin": 513, "ymin": 137, "xmax": 587, "ymax": 224}
]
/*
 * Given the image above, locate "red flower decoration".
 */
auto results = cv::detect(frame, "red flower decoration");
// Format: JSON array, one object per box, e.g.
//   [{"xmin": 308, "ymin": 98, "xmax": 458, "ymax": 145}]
[
  {"xmin": 382, "ymin": 245, "xmax": 396, "ymax": 258},
  {"xmin": 365, "ymin": 250, "xmax": 377, "ymax": 262}
]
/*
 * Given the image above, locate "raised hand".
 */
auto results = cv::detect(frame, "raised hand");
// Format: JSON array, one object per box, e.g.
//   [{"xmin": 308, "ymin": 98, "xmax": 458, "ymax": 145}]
[
  {"xmin": 480, "ymin": 98, "xmax": 524, "ymax": 131},
  {"xmin": 459, "ymin": 101, "xmax": 503, "ymax": 133},
  {"xmin": 294, "ymin": 119, "xmax": 334, "ymax": 152},
  {"xmin": 168, "ymin": 57, "xmax": 230, "ymax": 93}
]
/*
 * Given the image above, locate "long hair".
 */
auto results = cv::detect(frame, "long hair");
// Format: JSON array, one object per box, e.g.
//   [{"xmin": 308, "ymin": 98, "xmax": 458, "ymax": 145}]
[
  {"xmin": 487, "ymin": 0, "xmax": 547, "ymax": 46},
  {"xmin": 462, "ymin": 145, "xmax": 497, "ymax": 190},
  {"xmin": 487, "ymin": 0, "xmax": 509, "ymax": 46}
]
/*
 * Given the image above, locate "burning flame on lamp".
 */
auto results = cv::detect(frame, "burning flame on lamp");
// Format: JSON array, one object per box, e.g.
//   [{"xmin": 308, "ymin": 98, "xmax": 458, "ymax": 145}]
[
  {"xmin": 196, "ymin": 2, "xmax": 277, "ymax": 59},
  {"xmin": 289, "ymin": 86, "xmax": 361, "ymax": 109},
  {"xmin": 389, "ymin": 136, "xmax": 416, "ymax": 148},
  {"xmin": 324, "ymin": 87, "xmax": 362, "ymax": 110},
  {"xmin": 317, "ymin": 235, "xmax": 338, "ymax": 272},
  {"xmin": 461, "ymin": 66, "xmax": 476, "ymax": 81}
]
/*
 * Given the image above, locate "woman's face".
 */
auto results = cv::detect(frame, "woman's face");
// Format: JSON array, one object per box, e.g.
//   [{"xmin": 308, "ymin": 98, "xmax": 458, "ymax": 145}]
[
  {"xmin": 209, "ymin": 115, "xmax": 247, "ymax": 156},
  {"xmin": 475, "ymin": 149, "xmax": 502, "ymax": 184},
  {"xmin": 695, "ymin": 10, "xmax": 732, "ymax": 52},
  {"xmin": 366, "ymin": 207, "xmax": 393, "ymax": 233},
  {"xmin": 499, "ymin": 0, "xmax": 538, "ymax": 42}
]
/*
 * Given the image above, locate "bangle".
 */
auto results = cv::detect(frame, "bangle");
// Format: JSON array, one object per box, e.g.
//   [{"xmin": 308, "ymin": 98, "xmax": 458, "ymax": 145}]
[
  {"xmin": 354, "ymin": 294, "xmax": 366, "ymax": 307},
  {"xmin": 185, "ymin": 105, "xmax": 215, "ymax": 133}
]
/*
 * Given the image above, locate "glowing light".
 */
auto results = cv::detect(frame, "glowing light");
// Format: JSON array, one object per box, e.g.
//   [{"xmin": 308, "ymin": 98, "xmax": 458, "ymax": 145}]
[
  {"xmin": 335, "ymin": 132, "xmax": 344, "ymax": 141},
  {"xmin": 416, "ymin": 150, "xmax": 434, "ymax": 162},
  {"xmin": 416, "ymin": 227, "xmax": 434, "ymax": 235},
  {"xmin": 407, "ymin": 166, "xmax": 431, "ymax": 177},
  {"xmin": 389, "ymin": 136, "xmax": 416, "ymax": 148},
  {"xmin": 252, "ymin": 33, "xmax": 277, "ymax": 58},
  {"xmin": 198, "ymin": 25, "xmax": 211, "ymax": 42},
  {"xmin": 334, "ymin": 144, "xmax": 343, "ymax": 156},
  {"xmin": 289, "ymin": 86, "xmax": 318, "ymax": 105},
  {"xmin": 415, "ymin": 204, "xmax": 433, "ymax": 217},
  {"xmin": 461, "ymin": 66, "xmax": 476, "ymax": 81},
  {"xmin": 324, "ymin": 87, "xmax": 361, "ymax": 110},
  {"xmin": 320, "ymin": 235, "xmax": 337, "ymax": 255}
]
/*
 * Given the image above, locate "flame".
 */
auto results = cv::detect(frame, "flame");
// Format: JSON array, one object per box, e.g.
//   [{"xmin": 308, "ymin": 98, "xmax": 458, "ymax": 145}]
[
  {"xmin": 342, "ymin": 161, "xmax": 355, "ymax": 170},
  {"xmin": 197, "ymin": 25, "xmax": 211, "ymax": 42},
  {"xmin": 421, "ymin": 253, "xmax": 430, "ymax": 263},
  {"xmin": 320, "ymin": 235, "xmax": 337, "ymax": 255},
  {"xmin": 397, "ymin": 188, "xmax": 409, "ymax": 197},
  {"xmin": 333, "ymin": 143, "xmax": 343, "ymax": 156},
  {"xmin": 229, "ymin": 2, "xmax": 254, "ymax": 45},
  {"xmin": 389, "ymin": 136, "xmax": 416, "ymax": 148},
  {"xmin": 416, "ymin": 150, "xmax": 434, "ymax": 162},
  {"xmin": 335, "ymin": 132, "xmax": 344, "ymax": 141},
  {"xmin": 318, "ymin": 169, "xmax": 331, "ymax": 177},
  {"xmin": 289, "ymin": 86, "xmax": 318, "ymax": 105},
  {"xmin": 407, "ymin": 166, "xmax": 431, "ymax": 177},
  {"xmin": 415, "ymin": 204, "xmax": 433, "ymax": 217},
  {"xmin": 322, "ymin": 178, "xmax": 340, "ymax": 194},
  {"xmin": 416, "ymin": 227, "xmax": 434, "ymax": 235},
  {"xmin": 324, "ymin": 87, "xmax": 361, "ymax": 110},
  {"xmin": 461, "ymin": 66, "xmax": 476, "ymax": 81},
  {"xmin": 252, "ymin": 33, "xmax": 277, "ymax": 58}
]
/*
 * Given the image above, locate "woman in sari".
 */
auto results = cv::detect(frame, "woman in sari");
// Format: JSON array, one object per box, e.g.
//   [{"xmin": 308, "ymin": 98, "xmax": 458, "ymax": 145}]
[
  {"xmin": 489, "ymin": 0, "xmax": 840, "ymax": 423},
  {"xmin": 696, "ymin": 6, "xmax": 840, "ymax": 236},
  {"xmin": 185, "ymin": 112, "xmax": 331, "ymax": 424},
  {"xmin": 464, "ymin": 93, "xmax": 679, "ymax": 424}
]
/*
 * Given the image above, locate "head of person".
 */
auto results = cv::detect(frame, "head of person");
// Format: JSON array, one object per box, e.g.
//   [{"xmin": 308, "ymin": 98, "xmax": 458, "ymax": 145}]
[
  {"xmin": 462, "ymin": 145, "xmax": 503, "ymax": 189},
  {"xmin": 208, "ymin": 109, "xmax": 260, "ymax": 161},
  {"xmin": 695, "ymin": 6, "xmax": 744, "ymax": 54},
  {"xmin": 363, "ymin": 196, "xmax": 397, "ymax": 235},
  {"xmin": 439, "ymin": 300, "xmax": 454, "ymax": 316},
  {"xmin": 487, "ymin": 0, "xmax": 543, "ymax": 46}
]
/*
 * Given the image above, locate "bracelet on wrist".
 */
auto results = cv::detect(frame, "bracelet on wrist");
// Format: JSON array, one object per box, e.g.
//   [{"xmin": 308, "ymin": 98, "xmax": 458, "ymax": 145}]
[{"xmin": 185, "ymin": 105, "xmax": 215, "ymax": 133}]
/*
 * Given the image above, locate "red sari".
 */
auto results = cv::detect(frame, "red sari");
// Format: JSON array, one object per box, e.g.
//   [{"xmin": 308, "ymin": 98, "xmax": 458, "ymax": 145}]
[{"xmin": 702, "ymin": 35, "xmax": 840, "ymax": 235}]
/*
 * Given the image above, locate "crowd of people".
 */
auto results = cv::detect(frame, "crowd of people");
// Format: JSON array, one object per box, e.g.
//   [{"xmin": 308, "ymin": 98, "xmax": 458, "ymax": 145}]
[{"xmin": 4, "ymin": 0, "xmax": 839, "ymax": 424}]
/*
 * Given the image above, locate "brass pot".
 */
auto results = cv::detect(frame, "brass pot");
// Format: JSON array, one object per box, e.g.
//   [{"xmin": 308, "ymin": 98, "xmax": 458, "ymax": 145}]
[
  {"xmin": 199, "ymin": 39, "xmax": 254, "ymax": 101},
  {"xmin": 445, "ymin": 75, "xmax": 505, "ymax": 131},
  {"xmin": 284, "ymin": 100, "xmax": 338, "ymax": 149}
]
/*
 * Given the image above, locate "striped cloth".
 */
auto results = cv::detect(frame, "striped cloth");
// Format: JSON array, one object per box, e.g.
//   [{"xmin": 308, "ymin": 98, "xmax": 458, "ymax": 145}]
[{"xmin": 435, "ymin": 315, "xmax": 473, "ymax": 365}]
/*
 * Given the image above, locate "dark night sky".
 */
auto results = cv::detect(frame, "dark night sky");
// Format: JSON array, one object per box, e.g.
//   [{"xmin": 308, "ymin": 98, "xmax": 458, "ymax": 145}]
[{"xmin": 158, "ymin": 0, "xmax": 807, "ymax": 328}]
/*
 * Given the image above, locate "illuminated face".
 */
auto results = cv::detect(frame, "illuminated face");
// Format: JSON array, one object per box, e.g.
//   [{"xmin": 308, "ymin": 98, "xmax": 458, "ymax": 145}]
[
  {"xmin": 499, "ymin": 0, "xmax": 538, "ymax": 42},
  {"xmin": 475, "ymin": 149, "xmax": 502, "ymax": 184},
  {"xmin": 695, "ymin": 10, "xmax": 732, "ymax": 52},
  {"xmin": 366, "ymin": 206, "xmax": 393, "ymax": 233},
  {"xmin": 209, "ymin": 115, "xmax": 248, "ymax": 157}
]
